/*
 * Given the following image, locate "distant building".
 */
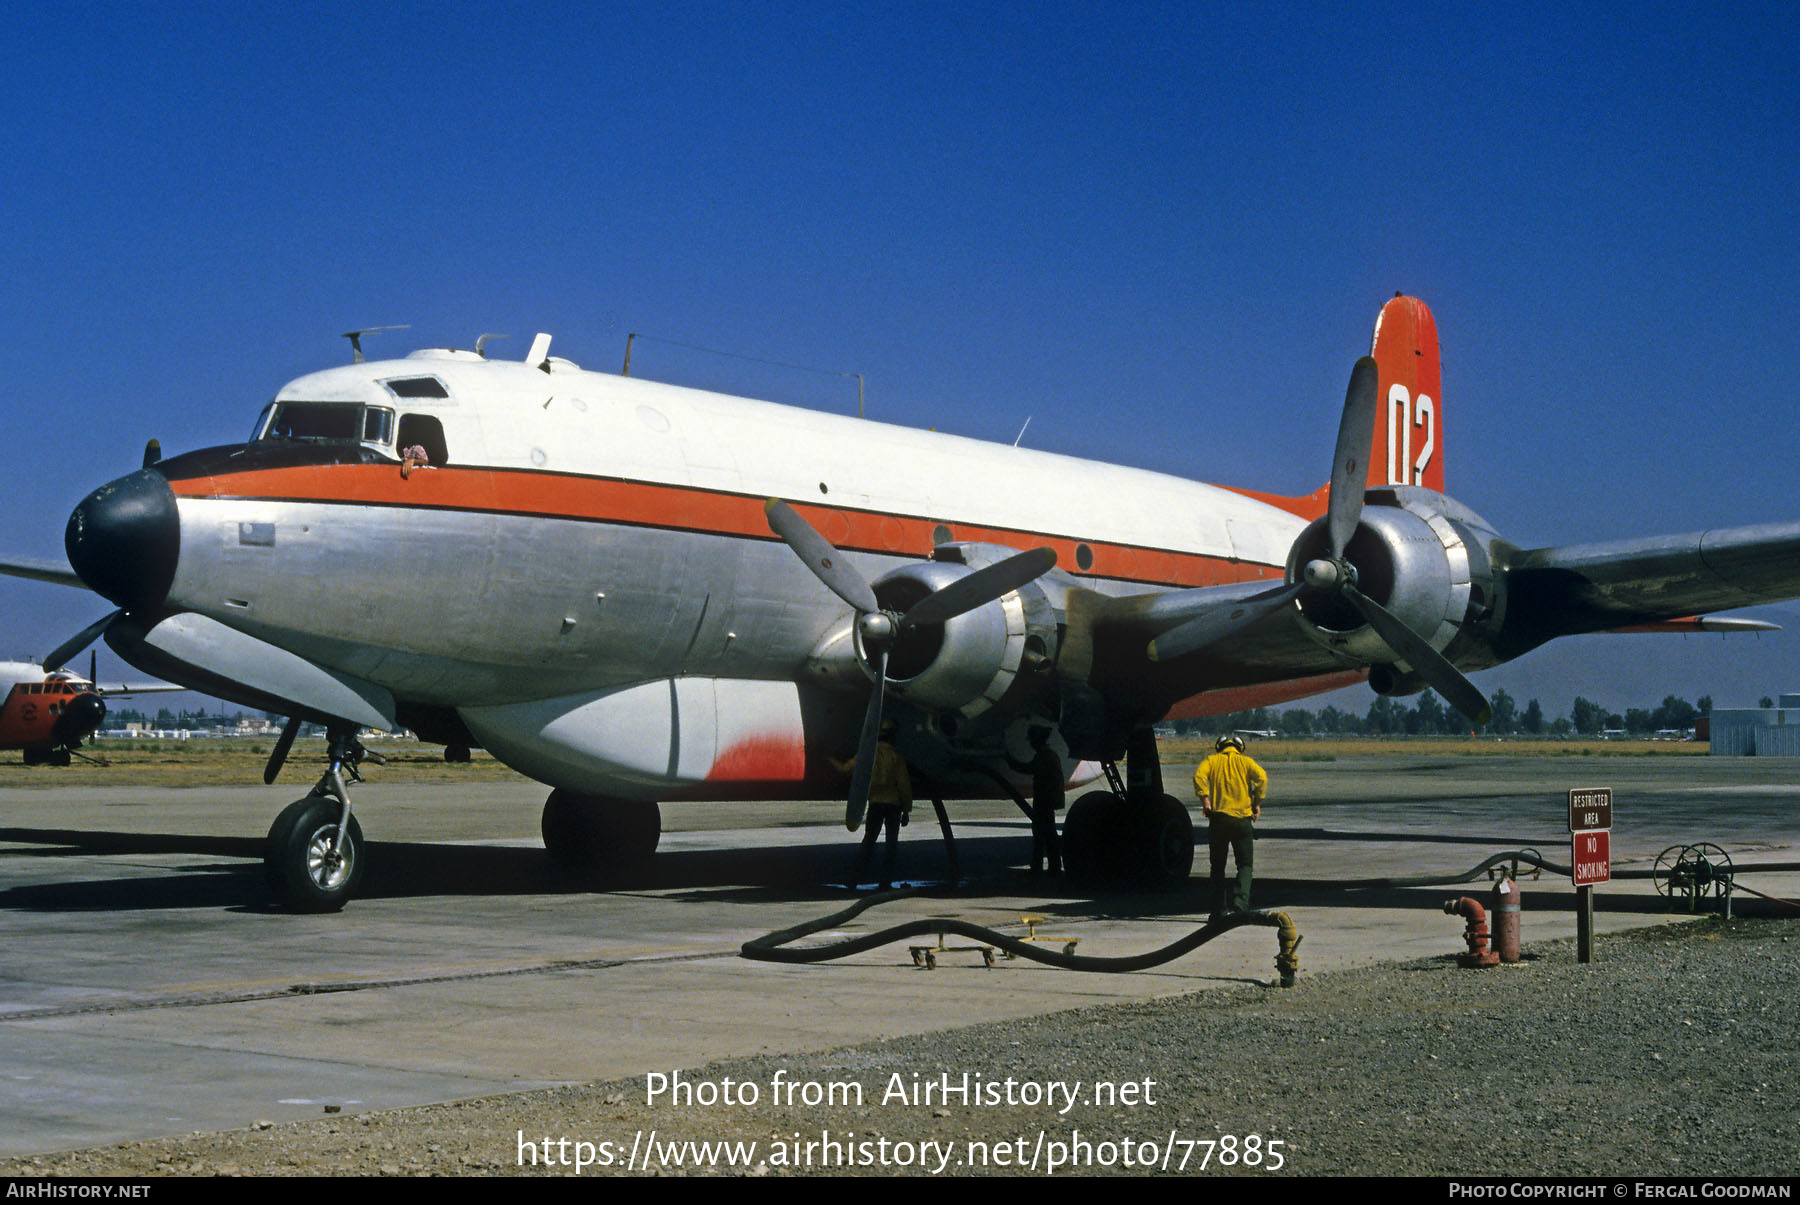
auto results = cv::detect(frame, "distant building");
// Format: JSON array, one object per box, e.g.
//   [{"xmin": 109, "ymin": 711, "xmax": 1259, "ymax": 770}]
[{"xmin": 1709, "ymin": 694, "xmax": 1800, "ymax": 755}]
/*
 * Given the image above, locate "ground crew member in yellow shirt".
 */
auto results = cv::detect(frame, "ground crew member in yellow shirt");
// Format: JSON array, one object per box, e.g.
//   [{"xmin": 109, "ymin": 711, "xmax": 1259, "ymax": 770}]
[{"xmin": 1193, "ymin": 734, "xmax": 1268, "ymax": 918}]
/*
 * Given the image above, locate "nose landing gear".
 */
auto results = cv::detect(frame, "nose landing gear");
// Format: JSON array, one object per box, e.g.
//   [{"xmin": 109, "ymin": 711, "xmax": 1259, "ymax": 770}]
[{"xmin": 264, "ymin": 729, "xmax": 383, "ymax": 912}]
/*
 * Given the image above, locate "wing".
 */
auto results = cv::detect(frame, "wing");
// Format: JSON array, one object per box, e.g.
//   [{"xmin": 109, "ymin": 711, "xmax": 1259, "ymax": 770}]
[
  {"xmin": 0, "ymin": 555, "xmax": 84, "ymax": 590},
  {"xmin": 1074, "ymin": 517, "xmax": 1800, "ymax": 724},
  {"xmin": 1501, "ymin": 520, "xmax": 1800, "ymax": 644}
]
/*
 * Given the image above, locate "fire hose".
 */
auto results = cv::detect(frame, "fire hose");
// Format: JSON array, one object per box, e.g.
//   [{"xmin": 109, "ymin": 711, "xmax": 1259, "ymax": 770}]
[{"xmin": 741, "ymin": 889, "xmax": 1302, "ymax": 986}]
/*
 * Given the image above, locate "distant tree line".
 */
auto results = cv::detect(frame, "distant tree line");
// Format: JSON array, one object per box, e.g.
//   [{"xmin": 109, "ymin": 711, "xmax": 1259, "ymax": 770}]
[
  {"xmin": 1171, "ymin": 691, "xmax": 1715, "ymax": 738},
  {"xmin": 103, "ymin": 707, "xmax": 261, "ymax": 730}
]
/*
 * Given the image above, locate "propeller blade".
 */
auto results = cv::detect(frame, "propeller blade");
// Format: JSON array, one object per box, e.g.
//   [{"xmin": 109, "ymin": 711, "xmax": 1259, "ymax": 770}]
[
  {"xmin": 142, "ymin": 439, "xmax": 162, "ymax": 469},
  {"xmin": 1343, "ymin": 584, "xmax": 1492, "ymax": 725},
  {"xmin": 844, "ymin": 648, "xmax": 888, "ymax": 831},
  {"xmin": 44, "ymin": 610, "xmax": 121, "ymax": 672},
  {"xmin": 264, "ymin": 716, "xmax": 302, "ymax": 785},
  {"xmin": 1327, "ymin": 356, "xmax": 1380, "ymax": 560},
  {"xmin": 901, "ymin": 546, "xmax": 1057, "ymax": 630},
  {"xmin": 765, "ymin": 499, "xmax": 879, "ymax": 615},
  {"xmin": 1146, "ymin": 580, "xmax": 1305, "ymax": 662}
]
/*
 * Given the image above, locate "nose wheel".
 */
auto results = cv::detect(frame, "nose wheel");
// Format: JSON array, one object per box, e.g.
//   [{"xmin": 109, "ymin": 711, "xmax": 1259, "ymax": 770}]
[
  {"xmin": 263, "ymin": 730, "xmax": 379, "ymax": 912},
  {"xmin": 266, "ymin": 794, "xmax": 365, "ymax": 912}
]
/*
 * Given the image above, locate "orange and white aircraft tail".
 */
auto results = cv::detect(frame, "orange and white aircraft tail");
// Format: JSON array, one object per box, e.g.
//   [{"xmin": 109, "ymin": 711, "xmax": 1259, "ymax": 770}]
[
  {"xmin": 1368, "ymin": 293, "xmax": 1444, "ymax": 493},
  {"xmin": 1239, "ymin": 293, "xmax": 1445, "ymax": 518}
]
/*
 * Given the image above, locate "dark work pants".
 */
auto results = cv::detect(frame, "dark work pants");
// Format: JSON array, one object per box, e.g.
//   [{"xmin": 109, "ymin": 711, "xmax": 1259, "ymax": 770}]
[
  {"xmin": 1030, "ymin": 800, "xmax": 1062, "ymax": 874},
  {"xmin": 1208, "ymin": 813, "xmax": 1255, "ymax": 914},
  {"xmin": 856, "ymin": 804, "xmax": 902, "ymax": 886}
]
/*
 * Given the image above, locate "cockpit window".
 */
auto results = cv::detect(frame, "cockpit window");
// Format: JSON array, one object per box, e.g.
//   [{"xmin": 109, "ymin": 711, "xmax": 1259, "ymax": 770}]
[
  {"xmin": 255, "ymin": 402, "xmax": 395, "ymax": 448},
  {"xmin": 362, "ymin": 407, "xmax": 393, "ymax": 444}
]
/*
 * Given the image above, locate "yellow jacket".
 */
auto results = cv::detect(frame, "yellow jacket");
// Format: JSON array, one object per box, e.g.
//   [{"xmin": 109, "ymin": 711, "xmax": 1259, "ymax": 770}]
[
  {"xmin": 868, "ymin": 742, "xmax": 913, "ymax": 811},
  {"xmin": 1193, "ymin": 748, "xmax": 1267, "ymax": 819}
]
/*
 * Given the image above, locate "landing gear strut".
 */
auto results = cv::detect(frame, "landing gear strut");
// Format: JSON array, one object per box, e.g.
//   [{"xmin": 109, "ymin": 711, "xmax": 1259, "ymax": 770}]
[
  {"xmin": 1062, "ymin": 727, "xmax": 1194, "ymax": 891},
  {"xmin": 265, "ymin": 729, "xmax": 382, "ymax": 912}
]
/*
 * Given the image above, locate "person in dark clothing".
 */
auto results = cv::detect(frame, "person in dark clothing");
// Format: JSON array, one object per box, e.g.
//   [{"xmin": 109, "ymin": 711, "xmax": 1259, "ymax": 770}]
[{"xmin": 1028, "ymin": 726, "xmax": 1064, "ymax": 875}]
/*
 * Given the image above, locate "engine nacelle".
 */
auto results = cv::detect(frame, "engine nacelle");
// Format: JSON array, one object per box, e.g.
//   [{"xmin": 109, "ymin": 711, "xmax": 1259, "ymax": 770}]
[
  {"xmin": 858, "ymin": 544, "xmax": 1063, "ymax": 719},
  {"xmin": 1286, "ymin": 488, "xmax": 1502, "ymax": 671}
]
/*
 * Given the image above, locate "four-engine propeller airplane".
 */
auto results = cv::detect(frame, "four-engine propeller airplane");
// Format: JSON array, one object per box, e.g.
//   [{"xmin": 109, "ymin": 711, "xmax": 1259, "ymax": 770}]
[{"xmin": 5, "ymin": 294, "xmax": 1799, "ymax": 910}]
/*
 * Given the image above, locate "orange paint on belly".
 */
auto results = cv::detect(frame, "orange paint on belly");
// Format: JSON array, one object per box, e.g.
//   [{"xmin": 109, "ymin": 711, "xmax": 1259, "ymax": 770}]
[{"xmin": 707, "ymin": 734, "xmax": 807, "ymax": 782}]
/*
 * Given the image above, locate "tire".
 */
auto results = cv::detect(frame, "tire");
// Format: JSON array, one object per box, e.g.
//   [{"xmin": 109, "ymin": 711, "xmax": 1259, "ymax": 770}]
[
  {"xmin": 1063, "ymin": 790, "xmax": 1193, "ymax": 891},
  {"xmin": 1130, "ymin": 793, "xmax": 1195, "ymax": 891},
  {"xmin": 541, "ymin": 791, "xmax": 661, "ymax": 875},
  {"xmin": 265, "ymin": 794, "xmax": 365, "ymax": 913},
  {"xmin": 1061, "ymin": 789, "xmax": 1124, "ymax": 886}
]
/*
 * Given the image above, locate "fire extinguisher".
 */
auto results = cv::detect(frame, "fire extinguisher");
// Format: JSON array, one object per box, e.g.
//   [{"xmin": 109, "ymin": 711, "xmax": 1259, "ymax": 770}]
[{"xmin": 1492, "ymin": 875, "xmax": 1522, "ymax": 964}]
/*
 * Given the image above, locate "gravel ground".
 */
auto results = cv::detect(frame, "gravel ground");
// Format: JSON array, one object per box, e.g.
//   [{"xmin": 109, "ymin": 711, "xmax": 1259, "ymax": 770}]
[{"xmin": 5, "ymin": 916, "xmax": 1796, "ymax": 1178}]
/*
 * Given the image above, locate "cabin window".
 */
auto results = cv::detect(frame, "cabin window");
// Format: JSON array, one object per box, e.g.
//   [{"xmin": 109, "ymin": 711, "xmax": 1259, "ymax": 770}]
[{"xmin": 397, "ymin": 413, "xmax": 449, "ymax": 468}]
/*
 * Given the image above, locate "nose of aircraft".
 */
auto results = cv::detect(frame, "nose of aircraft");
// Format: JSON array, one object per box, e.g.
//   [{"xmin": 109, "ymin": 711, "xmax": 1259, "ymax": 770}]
[
  {"xmin": 52, "ymin": 692, "xmax": 108, "ymax": 748},
  {"xmin": 65, "ymin": 468, "xmax": 180, "ymax": 612}
]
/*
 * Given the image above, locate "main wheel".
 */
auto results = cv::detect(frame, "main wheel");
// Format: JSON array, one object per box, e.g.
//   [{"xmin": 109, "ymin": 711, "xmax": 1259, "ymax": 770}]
[
  {"xmin": 1061, "ymin": 789, "xmax": 1125, "ymax": 886},
  {"xmin": 1062, "ymin": 790, "xmax": 1194, "ymax": 891},
  {"xmin": 265, "ymin": 794, "xmax": 365, "ymax": 913},
  {"xmin": 541, "ymin": 791, "xmax": 661, "ymax": 876},
  {"xmin": 1128, "ymin": 793, "xmax": 1195, "ymax": 891}
]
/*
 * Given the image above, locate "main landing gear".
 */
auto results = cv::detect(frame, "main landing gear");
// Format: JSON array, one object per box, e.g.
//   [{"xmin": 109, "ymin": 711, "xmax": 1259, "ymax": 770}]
[
  {"xmin": 541, "ymin": 789, "xmax": 661, "ymax": 879},
  {"xmin": 265, "ymin": 729, "xmax": 383, "ymax": 913},
  {"xmin": 1061, "ymin": 727, "xmax": 1194, "ymax": 891}
]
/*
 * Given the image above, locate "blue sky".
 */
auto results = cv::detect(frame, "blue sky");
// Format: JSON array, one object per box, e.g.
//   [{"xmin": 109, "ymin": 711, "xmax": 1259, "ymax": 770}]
[{"xmin": 2, "ymin": 1, "xmax": 1796, "ymax": 715}]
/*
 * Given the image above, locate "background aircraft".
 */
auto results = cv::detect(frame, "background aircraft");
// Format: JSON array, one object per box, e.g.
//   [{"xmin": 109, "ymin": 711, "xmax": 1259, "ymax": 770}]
[
  {"xmin": 4, "ymin": 295, "xmax": 1798, "ymax": 911},
  {"xmin": 0, "ymin": 649, "xmax": 182, "ymax": 765},
  {"xmin": 0, "ymin": 661, "xmax": 107, "ymax": 766}
]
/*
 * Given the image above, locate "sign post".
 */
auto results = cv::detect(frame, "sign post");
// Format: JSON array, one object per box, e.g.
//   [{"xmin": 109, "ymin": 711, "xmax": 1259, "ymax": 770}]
[{"xmin": 1568, "ymin": 788, "xmax": 1612, "ymax": 963}]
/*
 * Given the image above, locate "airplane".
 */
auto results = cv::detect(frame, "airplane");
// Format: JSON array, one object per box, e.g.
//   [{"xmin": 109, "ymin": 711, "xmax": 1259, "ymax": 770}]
[
  {"xmin": 0, "ymin": 648, "xmax": 183, "ymax": 765},
  {"xmin": 0, "ymin": 660, "xmax": 108, "ymax": 765},
  {"xmin": 4, "ymin": 294, "xmax": 1798, "ymax": 912}
]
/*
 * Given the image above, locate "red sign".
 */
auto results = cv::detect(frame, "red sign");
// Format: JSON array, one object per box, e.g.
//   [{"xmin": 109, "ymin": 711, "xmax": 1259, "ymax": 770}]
[{"xmin": 1571, "ymin": 830, "xmax": 1611, "ymax": 886}]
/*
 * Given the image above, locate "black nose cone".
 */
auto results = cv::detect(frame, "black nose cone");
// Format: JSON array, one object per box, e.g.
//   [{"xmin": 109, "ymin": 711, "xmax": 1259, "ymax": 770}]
[
  {"xmin": 65, "ymin": 468, "xmax": 179, "ymax": 612},
  {"xmin": 53, "ymin": 692, "xmax": 107, "ymax": 748}
]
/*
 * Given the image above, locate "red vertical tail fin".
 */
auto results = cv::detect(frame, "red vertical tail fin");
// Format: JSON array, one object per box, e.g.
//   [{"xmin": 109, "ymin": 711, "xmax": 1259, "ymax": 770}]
[{"xmin": 1368, "ymin": 294, "xmax": 1444, "ymax": 493}]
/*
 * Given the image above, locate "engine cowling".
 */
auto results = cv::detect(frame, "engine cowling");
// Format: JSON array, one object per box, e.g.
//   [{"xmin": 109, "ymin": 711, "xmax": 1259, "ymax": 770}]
[
  {"xmin": 851, "ymin": 544, "xmax": 1063, "ymax": 720},
  {"xmin": 1286, "ymin": 487, "xmax": 1503, "ymax": 679}
]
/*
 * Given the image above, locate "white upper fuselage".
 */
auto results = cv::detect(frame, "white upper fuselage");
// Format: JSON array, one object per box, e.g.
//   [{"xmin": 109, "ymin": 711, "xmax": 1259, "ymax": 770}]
[{"xmin": 160, "ymin": 341, "xmax": 1304, "ymax": 708}]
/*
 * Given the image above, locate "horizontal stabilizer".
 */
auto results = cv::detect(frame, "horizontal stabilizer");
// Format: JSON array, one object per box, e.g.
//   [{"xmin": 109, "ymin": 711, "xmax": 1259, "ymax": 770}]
[{"xmin": 1608, "ymin": 615, "xmax": 1781, "ymax": 635}]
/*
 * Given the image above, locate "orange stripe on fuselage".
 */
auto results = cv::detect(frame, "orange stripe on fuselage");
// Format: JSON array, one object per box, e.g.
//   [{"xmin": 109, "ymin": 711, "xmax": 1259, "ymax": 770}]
[{"xmin": 170, "ymin": 464, "xmax": 1283, "ymax": 590}]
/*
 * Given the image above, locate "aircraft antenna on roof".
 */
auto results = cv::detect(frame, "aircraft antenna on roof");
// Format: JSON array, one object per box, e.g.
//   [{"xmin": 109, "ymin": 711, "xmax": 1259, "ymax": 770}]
[
  {"xmin": 340, "ymin": 325, "xmax": 411, "ymax": 364},
  {"xmin": 475, "ymin": 333, "xmax": 508, "ymax": 358}
]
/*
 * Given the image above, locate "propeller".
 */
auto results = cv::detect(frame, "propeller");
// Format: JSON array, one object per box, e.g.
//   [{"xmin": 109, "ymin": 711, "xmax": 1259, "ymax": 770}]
[
  {"xmin": 264, "ymin": 715, "xmax": 302, "ymax": 784},
  {"xmin": 765, "ymin": 499, "xmax": 1056, "ymax": 829},
  {"xmin": 44, "ymin": 610, "xmax": 122, "ymax": 672},
  {"xmin": 1147, "ymin": 356, "xmax": 1491, "ymax": 724}
]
